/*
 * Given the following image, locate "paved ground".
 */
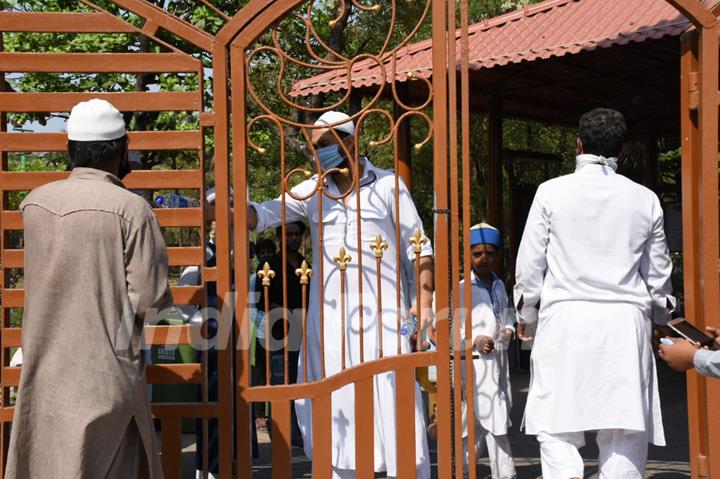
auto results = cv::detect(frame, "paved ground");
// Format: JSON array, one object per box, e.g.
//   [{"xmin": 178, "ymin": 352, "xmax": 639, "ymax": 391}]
[{"xmin": 180, "ymin": 361, "xmax": 691, "ymax": 478}]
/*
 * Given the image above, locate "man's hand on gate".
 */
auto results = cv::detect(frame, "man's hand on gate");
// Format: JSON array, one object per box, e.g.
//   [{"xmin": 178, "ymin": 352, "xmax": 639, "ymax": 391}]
[
  {"xmin": 474, "ymin": 335, "xmax": 494, "ymax": 354},
  {"xmin": 517, "ymin": 322, "xmax": 533, "ymax": 342},
  {"xmin": 498, "ymin": 328, "xmax": 514, "ymax": 348}
]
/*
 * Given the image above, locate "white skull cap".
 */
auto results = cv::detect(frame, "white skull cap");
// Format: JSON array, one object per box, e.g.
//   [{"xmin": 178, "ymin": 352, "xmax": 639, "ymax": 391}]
[
  {"xmin": 314, "ymin": 111, "xmax": 355, "ymax": 137},
  {"xmin": 66, "ymin": 99, "xmax": 127, "ymax": 142}
]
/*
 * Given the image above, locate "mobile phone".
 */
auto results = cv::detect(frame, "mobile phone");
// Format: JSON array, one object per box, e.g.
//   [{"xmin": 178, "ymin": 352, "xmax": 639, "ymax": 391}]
[{"xmin": 667, "ymin": 318, "xmax": 719, "ymax": 351}]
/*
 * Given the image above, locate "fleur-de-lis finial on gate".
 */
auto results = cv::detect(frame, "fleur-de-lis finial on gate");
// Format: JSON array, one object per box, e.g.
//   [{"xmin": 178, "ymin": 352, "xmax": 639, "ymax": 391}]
[
  {"xmin": 334, "ymin": 247, "xmax": 352, "ymax": 271},
  {"xmin": 409, "ymin": 228, "xmax": 429, "ymax": 254},
  {"xmin": 257, "ymin": 262, "xmax": 275, "ymax": 286},
  {"xmin": 295, "ymin": 260, "xmax": 313, "ymax": 285},
  {"xmin": 369, "ymin": 234, "xmax": 388, "ymax": 258}
]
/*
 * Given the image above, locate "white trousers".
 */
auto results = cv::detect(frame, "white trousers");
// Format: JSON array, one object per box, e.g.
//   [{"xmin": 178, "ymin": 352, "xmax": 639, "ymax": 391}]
[
  {"xmin": 331, "ymin": 464, "xmax": 430, "ymax": 479},
  {"xmin": 537, "ymin": 429, "xmax": 648, "ymax": 479},
  {"xmin": 463, "ymin": 429, "xmax": 517, "ymax": 479},
  {"xmin": 195, "ymin": 472, "xmax": 218, "ymax": 479}
]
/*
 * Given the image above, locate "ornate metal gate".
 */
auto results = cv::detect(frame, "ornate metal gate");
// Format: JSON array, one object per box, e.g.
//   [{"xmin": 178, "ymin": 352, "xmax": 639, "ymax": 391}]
[{"xmin": 1, "ymin": 1, "xmax": 719, "ymax": 478}]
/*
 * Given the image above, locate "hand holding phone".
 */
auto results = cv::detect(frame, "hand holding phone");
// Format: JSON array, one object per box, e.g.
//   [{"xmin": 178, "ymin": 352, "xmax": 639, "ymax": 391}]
[{"xmin": 668, "ymin": 318, "xmax": 720, "ymax": 351}]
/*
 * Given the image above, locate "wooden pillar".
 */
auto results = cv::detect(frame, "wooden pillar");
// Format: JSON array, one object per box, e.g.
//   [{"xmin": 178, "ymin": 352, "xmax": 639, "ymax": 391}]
[
  {"xmin": 487, "ymin": 97, "xmax": 504, "ymax": 276},
  {"xmin": 349, "ymin": 91, "xmax": 362, "ymax": 115},
  {"xmin": 394, "ymin": 82, "xmax": 413, "ymax": 189},
  {"xmin": 487, "ymin": 97, "xmax": 503, "ymax": 232},
  {"xmin": 506, "ymin": 156, "xmax": 517, "ymax": 285},
  {"xmin": 645, "ymin": 121, "xmax": 658, "ymax": 191}
]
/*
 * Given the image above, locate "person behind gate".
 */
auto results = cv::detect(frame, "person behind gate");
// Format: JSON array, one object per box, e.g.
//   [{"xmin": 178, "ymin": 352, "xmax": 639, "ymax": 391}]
[
  {"xmin": 514, "ymin": 108, "xmax": 675, "ymax": 479},
  {"xmin": 247, "ymin": 111, "xmax": 434, "ymax": 479},
  {"xmin": 255, "ymin": 221, "xmax": 308, "ymax": 447},
  {"xmin": 6, "ymin": 99, "xmax": 172, "ymax": 479},
  {"xmin": 458, "ymin": 223, "xmax": 517, "ymax": 479}
]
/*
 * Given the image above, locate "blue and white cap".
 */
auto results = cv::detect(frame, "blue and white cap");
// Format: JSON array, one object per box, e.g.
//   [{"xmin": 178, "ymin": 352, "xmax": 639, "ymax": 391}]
[{"xmin": 470, "ymin": 223, "xmax": 501, "ymax": 247}]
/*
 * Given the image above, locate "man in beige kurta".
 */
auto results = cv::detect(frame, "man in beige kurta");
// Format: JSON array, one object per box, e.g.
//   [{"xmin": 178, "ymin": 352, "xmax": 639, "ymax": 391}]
[{"xmin": 6, "ymin": 99, "xmax": 172, "ymax": 479}]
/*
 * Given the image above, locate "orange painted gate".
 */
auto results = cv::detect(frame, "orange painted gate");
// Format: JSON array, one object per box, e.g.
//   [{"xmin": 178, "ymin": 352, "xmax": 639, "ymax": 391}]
[{"xmin": 0, "ymin": 1, "xmax": 719, "ymax": 478}]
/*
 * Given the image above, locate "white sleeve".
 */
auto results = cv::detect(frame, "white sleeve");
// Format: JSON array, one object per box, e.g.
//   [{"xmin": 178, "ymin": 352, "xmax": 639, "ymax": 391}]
[
  {"xmin": 639, "ymin": 195, "xmax": 676, "ymax": 325},
  {"xmin": 390, "ymin": 177, "xmax": 433, "ymax": 307},
  {"xmin": 513, "ymin": 185, "xmax": 550, "ymax": 324},
  {"xmin": 393, "ymin": 177, "xmax": 433, "ymax": 262},
  {"xmin": 251, "ymin": 182, "xmax": 310, "ymax": 233},
  {"xmin": 497, "ymin": 284, "xmax": 515, "ymax": 333}
]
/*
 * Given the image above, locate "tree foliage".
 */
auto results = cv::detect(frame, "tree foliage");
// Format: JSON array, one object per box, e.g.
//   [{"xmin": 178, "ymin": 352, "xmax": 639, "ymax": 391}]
[{"xmin": 2, "ymin": 0, "xmax": 683, "ymax": 300}]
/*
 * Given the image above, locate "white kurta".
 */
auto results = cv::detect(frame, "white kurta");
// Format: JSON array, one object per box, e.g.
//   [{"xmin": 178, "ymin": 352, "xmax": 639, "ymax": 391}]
[
  {"xmin": 459, "ymin": 273, "xmax": 514, "ymax": 437},
  {"xmin": 252, "ymin": 158, "xmax": 432, "ymax": 474},
  {"xmin": 514, "ymin": 157, "xmax": 674, "ymax": 445}
]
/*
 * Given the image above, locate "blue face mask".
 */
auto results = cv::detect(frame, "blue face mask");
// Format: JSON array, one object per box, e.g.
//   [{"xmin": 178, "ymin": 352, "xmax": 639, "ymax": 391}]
[{"xmin": 316, "ymin": 144, "xmax": 345, "ymax": 171}]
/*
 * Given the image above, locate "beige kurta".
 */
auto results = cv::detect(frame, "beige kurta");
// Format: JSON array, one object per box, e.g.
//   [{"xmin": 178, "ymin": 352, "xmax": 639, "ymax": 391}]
[{"xmin": 6, "ymin": 167, "xmax": 172, "ymax": 479}]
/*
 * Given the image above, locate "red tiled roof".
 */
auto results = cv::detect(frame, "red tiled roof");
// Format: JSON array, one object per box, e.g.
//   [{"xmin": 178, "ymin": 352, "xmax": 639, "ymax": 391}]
[{"xmin": 291, "ymin": 0, "xmax": 696, "ymax": 97}]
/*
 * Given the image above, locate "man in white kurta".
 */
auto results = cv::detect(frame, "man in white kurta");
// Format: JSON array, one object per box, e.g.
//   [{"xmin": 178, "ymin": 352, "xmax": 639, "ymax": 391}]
[
  {"xmin": 459, "ymin": 224, "xmax": 516, "ymax": 479},
  {"xmin": 248, "ymin": 111, "xmax": 433, "ymax": 478},
  {"xmin": 514, "ymin": 108, "xmax": 674, "ymax": 479}
]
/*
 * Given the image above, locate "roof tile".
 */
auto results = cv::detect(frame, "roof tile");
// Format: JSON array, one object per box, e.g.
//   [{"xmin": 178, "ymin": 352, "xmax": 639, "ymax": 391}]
[{"xmin": 292, "ymin": 0, "xmax": 707, "ymax": 96}]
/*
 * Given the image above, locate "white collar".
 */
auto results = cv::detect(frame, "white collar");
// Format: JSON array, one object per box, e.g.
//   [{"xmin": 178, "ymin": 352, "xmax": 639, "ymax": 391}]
[{"xmin": 575, "ymin": 153, "xmax": 618, "ymax": 172}]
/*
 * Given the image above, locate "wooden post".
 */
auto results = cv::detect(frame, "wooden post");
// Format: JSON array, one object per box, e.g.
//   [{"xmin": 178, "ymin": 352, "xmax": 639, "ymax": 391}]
[
  {"xmin": 349, "ymin": 91, "xmax": 362, "ymax": 116},
  {"xmin": 487, "ymin": 97, "xmax": 503, "ymax": 227},
  {"xmin": 394, "ymin": 82, "xmax": 413, "ymax": 190},
  {"xmin": 506, "ymin": 155, "xmax": 516, "ymax": 285},
  {"xmin": 487, "ymin": 97, "xmax": 504, "ymax": 274},
  {"xmin": 645, "ymin": 121, "xmax": 658, "ymax": 191}
]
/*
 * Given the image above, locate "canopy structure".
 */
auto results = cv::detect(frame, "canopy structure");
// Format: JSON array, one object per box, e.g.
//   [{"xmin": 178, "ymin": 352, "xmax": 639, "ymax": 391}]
[
  {"xmin": 292, "ymin": 0, "xmax": 715, "ymax": 266},
  {"xmin": 292, "ymin": 0, "xmax": 703, "ymax": 124}
]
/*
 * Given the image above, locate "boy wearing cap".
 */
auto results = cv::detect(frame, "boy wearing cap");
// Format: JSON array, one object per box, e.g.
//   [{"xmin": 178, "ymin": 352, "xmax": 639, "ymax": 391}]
[
  {"xmin": 7, "ymin": 99, "xmax": 172, "ymax": 479},
  {"xmin": 248, "ymin": 111, "xmax": 433, "ymax": 479},
  {"xmin": 458, "ymin": 224, "xmax": 516, "ymax": 479}
]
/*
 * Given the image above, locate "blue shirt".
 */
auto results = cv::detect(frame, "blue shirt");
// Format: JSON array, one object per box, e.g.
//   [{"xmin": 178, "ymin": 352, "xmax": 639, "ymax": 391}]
[{"xmin": 694, "ymin": 349, "xmax": 720, "ymax": 378}]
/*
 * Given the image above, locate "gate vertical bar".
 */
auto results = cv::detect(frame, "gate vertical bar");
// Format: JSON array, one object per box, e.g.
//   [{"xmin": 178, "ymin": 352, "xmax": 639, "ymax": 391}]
[
  {"xmin": 698, "ymin": 22, "xmax": 720, "ymax": 479},
  {"xmin": 355, "ymin": 376, "xmax": 374, "ymax": 479},
  {"xmin": 459, "ymin": 0, "xmax": 477, "ymax": 476},
  {"xmin": 197, "ymin": 62, "xmax": 212, "ymax": 479},
  {"xmin": 431, "ymin": 0, "xmax": 452, "ymax": 477},
  {"xmin": 312, "ymin": 393, "xmax": 332, "ymax": 479},
  {"xmin": 227, "ymin": 40, "xmax": 254, "ymax": 478},
  {"xmin": 0, "ymin": 29, "xmax": 7, "ymax": 479},
  {"xmin": 271, "ymin": 400, "xmax": 292, "ymax": 479},
  {"xmin": 446, "ymin": 0, "xmax": 464, "ymax": 475},
  {"xmin": 680, "ymin": 30, "xmax": 708, "ymax": 479},
  {"xmin": 217, "ymin": 43, "xmax": 235, "ymax": 479}
]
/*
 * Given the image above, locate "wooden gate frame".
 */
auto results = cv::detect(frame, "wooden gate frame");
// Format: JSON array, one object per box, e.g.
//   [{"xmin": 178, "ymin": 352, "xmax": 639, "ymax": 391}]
[
  {"xmin": 675, "ymin": 1, "xmax": 720, "ymax": 478},
  {"xmin": 0, "ymin": 4, "xmax": 225, "ymax": 478},
  {"xmin": 216, "ymin": 1, "xmax": 453, "ymax": 477}
]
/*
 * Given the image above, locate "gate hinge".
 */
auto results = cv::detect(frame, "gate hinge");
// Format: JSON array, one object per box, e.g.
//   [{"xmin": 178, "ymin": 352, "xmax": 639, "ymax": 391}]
[
  {"xmin": 698, "ymin": 453, "xmax": 708, "ymax": 478},
  {"xmin": 688, "ymin": 71, "xmax": 699, "ymax": 111}
]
